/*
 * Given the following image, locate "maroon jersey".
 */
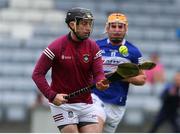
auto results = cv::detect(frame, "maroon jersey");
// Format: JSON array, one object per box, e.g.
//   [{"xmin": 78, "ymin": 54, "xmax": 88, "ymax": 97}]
[{"xmin": 32, "ymin": 34, "xmax": 105, "ymax": 104}]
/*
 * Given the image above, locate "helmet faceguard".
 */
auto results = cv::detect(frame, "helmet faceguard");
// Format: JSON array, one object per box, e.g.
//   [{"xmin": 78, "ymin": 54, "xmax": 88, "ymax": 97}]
[{"xmin": 65, "ymin": 7, "xmax": 94, "ymax": 41}]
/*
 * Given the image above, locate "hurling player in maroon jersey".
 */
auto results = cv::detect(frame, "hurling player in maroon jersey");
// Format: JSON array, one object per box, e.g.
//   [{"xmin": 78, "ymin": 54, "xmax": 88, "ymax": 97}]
[{"xmin": 32, "ymin": 7, "xmax": 109, "ymax": 133}]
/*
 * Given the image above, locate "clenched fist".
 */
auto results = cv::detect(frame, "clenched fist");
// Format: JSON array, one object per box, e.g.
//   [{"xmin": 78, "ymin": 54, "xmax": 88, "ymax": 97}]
[{"xmin": 96, "ymin": 79, "xmax": 109, "ymax": 91}]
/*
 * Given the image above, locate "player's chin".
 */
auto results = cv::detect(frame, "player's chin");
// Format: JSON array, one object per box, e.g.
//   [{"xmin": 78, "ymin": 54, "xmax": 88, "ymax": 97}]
[
  {"xmin": 110, "ymin": 34, "xmax": 123, "ymax": 38},
  {"xmin": 82, "ymin": 33, "xmax": 90, "ymax": 38},
  {"xmin": 110, "ymin": 36, "xmax": 123, "ymax": 41}
]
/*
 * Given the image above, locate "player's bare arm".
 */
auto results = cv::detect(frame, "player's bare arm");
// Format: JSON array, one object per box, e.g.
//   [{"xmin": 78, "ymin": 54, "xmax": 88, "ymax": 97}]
[{"xmin": 122, "ymin": 70, "xmax": 146, "ymax": 85}]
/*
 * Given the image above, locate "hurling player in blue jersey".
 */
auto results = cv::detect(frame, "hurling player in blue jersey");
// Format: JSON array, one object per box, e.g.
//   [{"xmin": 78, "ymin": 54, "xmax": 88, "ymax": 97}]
[{"xmin": 92, "ymin": 13, "xmax": 147, "ymax": 133}]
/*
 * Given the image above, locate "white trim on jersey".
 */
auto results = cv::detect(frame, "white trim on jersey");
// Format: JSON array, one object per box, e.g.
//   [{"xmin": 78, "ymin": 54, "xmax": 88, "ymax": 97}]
[
  {"xmin": 94, "ymin": 50, "xmax": 102, "ymax": 60},
  {"xmin": 138, "ymin": 57, "xmax": 144, "ymax": 64},
  {"xmin": 107, "ymin": 38, "xmax": 110, "ymax": 44},
  {"xmin": 43, "ymin": 47, "xmax": 55, "ymax": 60},
  {"xmin": 107, "ymin": 38, "xmax": 126, "ymax": 46}
]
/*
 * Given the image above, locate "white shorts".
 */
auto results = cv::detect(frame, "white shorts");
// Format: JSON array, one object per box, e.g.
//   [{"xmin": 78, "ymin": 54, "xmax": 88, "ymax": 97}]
[
  {"xmin": 92, "ymin": 93, "xmax": 126, "ymax": 133},
  {"xmin": 49, "ymin": 102, "xmax": 98, "ymax": 128}
]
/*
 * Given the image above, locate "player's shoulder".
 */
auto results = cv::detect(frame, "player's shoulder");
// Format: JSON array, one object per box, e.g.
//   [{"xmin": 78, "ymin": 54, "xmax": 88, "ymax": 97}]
[
  {"xmin": 84, "ymin": 38, "xmax": 99, "ymax": 50},
  {"xmin": 125, "ymin": 39, "xmax": 143, "ymax": 59},
  {"xmin": 96, "ymin": 37, "xmax": 108, "ymax": 46},
  {"xmin": 86, "ymin": 38, "xmax": 96, "ymax": 44},
  {"xmin": 45, "ymin": 35, "xmax": 67, "ymax": 54},
  {"xmin": 125, "ymin": 40, "xmax": 137, "ymax": 49},
  {"xmin": 52, "ymin": 35, "xmax": 67, "ymax": 44},
  {"xmin": 125, "ymin": 40, "xmax": 140, "ymax": 52}
]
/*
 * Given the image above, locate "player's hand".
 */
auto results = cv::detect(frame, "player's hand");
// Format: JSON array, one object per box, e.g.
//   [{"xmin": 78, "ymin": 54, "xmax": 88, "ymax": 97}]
[
  {"xmin": 53, "ymin": 94, "xmax": 68, "ymax": 106},
  {"xmin": 96, "ymin": 79, "xmax": 109, "ymax": 91}
]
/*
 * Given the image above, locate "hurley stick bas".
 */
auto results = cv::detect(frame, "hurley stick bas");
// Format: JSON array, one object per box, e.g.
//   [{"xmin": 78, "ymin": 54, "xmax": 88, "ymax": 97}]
[{"xmin": 138, "ymin": 61, "xmax": 156, "ymax": 70}]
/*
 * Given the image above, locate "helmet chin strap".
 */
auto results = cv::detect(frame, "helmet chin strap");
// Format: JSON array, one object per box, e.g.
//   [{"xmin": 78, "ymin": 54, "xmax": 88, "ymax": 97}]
[
  {"xmin": 68, "ymin": 22, "xmax": 89, "ymax": 41},
  {"xmin": 74, "ymin": 31, "xmax": 89, "ymax": 41}
]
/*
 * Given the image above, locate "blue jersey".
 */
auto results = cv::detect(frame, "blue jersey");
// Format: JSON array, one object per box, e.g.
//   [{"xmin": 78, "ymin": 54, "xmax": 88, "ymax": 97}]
[{"xmin": 93, "ymin": 38, "xmax": 143, "ymax": 106}]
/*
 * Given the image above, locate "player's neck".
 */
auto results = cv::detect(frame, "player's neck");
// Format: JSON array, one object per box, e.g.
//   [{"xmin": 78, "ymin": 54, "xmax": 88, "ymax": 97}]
[
  {"xmin": 109, "ymin": 38, "xmax": 123, "ymax": 46},
  {"xmin": 69, "ymin": 32, "xmax": 81, "ymax": 43},
  {"xmin": 110, "ymin": 41, "xmax": 122, "ymax": 46}
]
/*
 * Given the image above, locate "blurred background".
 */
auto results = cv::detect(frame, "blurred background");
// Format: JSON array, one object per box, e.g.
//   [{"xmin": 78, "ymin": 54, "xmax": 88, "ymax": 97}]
[{"xmin": 0, "ymin": 0, "xmax": 180, "ymax": 132}]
